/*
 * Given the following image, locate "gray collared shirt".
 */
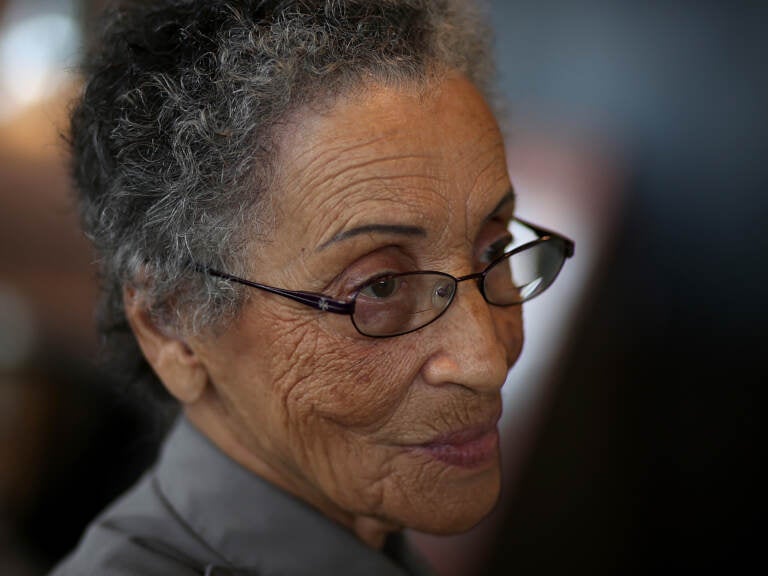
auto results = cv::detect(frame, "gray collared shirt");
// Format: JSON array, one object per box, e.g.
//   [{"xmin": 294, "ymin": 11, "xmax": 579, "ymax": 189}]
[{"xmin": 50, "ymin": 417, "xmax": 435, "ymax": 576}]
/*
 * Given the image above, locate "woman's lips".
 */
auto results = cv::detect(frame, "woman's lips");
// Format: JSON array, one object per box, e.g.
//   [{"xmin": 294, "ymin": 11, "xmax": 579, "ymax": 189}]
[{"xmin": 413, "ymin": 425, "xmax": 500, "ymax": 468}]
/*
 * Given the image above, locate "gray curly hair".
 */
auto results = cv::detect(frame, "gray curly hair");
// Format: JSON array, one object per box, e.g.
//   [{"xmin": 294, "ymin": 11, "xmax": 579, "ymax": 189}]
[{"xmin": 71, "ymin": 0, "xmax": 495, "ymax": 403}]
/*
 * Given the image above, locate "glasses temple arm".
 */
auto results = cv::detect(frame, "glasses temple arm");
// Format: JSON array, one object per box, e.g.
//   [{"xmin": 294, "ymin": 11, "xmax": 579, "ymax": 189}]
[
  {"xmin": 514, "ymin": 217, "xmax": 575, "ymax": 258},
  {"xmin": 192, "ymin": 264, "xmax": 354, "ymax": 315}
]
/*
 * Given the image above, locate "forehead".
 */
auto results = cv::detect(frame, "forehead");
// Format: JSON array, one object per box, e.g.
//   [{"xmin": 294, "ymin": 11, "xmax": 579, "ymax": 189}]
[{"xmin": 272, "ymin": 74, "xmax": 510, "ymax": 247}]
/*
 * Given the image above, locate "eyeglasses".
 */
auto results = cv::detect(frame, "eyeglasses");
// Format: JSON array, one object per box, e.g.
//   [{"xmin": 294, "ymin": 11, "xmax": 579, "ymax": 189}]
[{"xmin": 195, "ymin": 217, "xmax": 574, "ymax": 338}]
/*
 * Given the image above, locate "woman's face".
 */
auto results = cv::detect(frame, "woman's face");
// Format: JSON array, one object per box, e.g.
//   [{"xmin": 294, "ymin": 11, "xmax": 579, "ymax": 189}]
[{"xmin": 191, "ymin": 74, "xmax": 523, "ymax": 535}]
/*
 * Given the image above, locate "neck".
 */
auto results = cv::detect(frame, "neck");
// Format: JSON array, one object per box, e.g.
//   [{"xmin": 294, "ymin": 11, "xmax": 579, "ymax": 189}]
[{"xmin": 184, "ymin": 402, "xmax": 399, "ymax": 550}]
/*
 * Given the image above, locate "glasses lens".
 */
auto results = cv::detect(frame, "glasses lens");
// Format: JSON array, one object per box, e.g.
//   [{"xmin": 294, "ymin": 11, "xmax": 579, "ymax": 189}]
[
  {"xmin": 484, "ymin": 238, "xmax": 567, "ymax": 305},
  {"xmin": 352, "ymin": 273, "xmax": 456, "ymax": 337}
]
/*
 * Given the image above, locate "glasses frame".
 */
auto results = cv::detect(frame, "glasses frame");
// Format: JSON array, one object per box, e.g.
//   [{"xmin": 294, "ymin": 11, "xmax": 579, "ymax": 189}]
[{"xmin": 194, "ymin": 217, "xmax": 575, "ymax": 338}]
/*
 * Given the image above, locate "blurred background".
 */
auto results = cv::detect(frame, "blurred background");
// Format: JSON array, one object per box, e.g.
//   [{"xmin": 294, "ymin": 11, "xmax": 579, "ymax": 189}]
[{"xmin": 0, "ymin": 0, "xmax": 763, "ymax": 574}]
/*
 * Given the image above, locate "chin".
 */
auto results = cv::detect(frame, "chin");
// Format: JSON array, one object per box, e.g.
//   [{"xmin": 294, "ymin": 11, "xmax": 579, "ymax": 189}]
[{"xmin": 400, "ymin": 460, "xmax": 502, "ymax": 535}]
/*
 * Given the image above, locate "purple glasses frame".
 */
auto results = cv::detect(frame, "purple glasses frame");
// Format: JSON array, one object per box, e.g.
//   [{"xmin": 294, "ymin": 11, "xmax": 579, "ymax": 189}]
[{"xmin": 193, "ymin": 217, "xmax": 574, "ymax": 337}]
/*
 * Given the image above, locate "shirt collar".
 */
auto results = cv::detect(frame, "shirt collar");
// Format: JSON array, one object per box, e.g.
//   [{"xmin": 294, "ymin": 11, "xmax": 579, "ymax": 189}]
[{"xmin": 154, "ymin": 416, "xmax": 434, "ymax": 576}]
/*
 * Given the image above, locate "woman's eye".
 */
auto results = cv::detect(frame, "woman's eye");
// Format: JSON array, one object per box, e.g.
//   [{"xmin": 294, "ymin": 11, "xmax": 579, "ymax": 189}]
[
  {"xmin": 480, "ymin": 235, "xmax": 513, "ymax": 264},
  {"xmin": 359, "ymin": 276, "xmax": 401, "ymax": 299}
]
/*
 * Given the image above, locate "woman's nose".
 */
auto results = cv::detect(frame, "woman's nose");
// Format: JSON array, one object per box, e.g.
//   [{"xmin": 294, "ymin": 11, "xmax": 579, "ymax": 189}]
[{"xmin": 420, "ymin": 280, "xmax": 523, "ymax": 392}]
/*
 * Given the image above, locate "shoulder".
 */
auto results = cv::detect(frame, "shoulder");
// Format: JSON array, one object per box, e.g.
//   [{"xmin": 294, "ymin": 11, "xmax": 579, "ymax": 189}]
[
  {"xmin": 48, "ymin": 472, "xmax": 223, "ymax": 576},
  {"xmin": 49, "ymin": 525, "xmax": 202, "ymax": 576}
]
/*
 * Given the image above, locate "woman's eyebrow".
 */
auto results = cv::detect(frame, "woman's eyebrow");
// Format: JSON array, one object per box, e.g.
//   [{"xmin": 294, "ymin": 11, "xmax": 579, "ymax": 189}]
[
  {"xmin": 318, "ymin": 189, "xmax": 514, "ymax": 251},
  {"xmin": 318, "ymin": 223, "xmax": 426, "ymax": 251}
]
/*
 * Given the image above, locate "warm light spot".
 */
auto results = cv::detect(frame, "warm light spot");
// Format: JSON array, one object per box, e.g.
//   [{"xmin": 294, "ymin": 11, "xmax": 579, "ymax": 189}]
[{"xmin": 0, "ymin": 10, "xmax": 80, "ymax": 122}]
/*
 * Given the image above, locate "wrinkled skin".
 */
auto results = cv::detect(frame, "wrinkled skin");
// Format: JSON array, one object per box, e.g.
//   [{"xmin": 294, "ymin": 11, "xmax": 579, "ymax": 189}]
[{"xmin": 185, "ymin": 73, "xmax": 524, "ymax": 546}]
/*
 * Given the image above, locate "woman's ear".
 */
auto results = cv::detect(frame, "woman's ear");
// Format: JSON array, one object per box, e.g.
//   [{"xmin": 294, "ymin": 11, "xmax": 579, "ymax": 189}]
[{"xmin": 123, "ymin": 287, "xmax": 207, "ymax": 404}]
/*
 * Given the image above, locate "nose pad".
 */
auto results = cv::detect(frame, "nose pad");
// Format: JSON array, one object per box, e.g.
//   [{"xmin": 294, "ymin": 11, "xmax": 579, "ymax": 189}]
[{"xmin": 431, "ymin": 278, "xmax": 456, "ymax": 310}]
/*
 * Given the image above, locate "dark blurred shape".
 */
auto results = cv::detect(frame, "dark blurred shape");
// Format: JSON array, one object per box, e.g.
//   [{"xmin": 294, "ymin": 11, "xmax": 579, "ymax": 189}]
[
  {"xmin": 486, "ymin": 0, "xmax": 765, "ymax": 573},
  {"xmin": 9, "ymin": 350, "xmax": 165, "ymax": 569}
]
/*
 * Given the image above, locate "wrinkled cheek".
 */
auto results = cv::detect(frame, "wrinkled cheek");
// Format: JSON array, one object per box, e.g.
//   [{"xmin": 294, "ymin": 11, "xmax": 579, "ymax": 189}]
[{"xmin": 281, "ymin": 340, "xmax": 418, "ymax": 431}]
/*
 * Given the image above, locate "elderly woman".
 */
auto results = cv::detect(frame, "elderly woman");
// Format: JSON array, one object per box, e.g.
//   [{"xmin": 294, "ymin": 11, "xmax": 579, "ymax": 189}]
[{"xmin": 51, "ymin": 1, "xmax": 573, "ymax": 575}]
